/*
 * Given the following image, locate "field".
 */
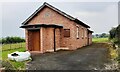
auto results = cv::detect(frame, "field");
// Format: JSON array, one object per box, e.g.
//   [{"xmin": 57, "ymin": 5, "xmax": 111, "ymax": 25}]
[
  {"xmin": 1, "ymin": 43, "xmax": 26, "ymax": 70},
  {"xmin": 2, "ymin": 42, "xmax": 25, "ymax": 51},
  {"xmin": 92, "ymin": 38, "xmax": 109, "ymax": 43}
]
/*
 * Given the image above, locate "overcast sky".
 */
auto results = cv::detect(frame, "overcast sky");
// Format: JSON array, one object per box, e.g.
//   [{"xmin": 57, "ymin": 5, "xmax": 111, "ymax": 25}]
[{"xmin": 1, "ymin": 0, "xmax": 119, "ymax": 37}]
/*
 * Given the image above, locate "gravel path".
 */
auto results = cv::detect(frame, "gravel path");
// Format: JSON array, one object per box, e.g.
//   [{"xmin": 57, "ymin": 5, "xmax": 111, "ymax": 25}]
[{"xmin": 26, "ymin": 43, "xmax": 110, "ymax": 70}]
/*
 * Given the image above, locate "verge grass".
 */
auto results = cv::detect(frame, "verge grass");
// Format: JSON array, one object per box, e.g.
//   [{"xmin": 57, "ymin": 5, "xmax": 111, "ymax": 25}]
[
  {"xmin": 2, "ymin": 42, "xmax": 25, "ymax": 51},
  {"xmin": 92, "ymin": 38, "xmax": 109, "ymax": 43},
  {"xmin": 1, "ymin": 43, "xmax": 26, "ymax": 70}
]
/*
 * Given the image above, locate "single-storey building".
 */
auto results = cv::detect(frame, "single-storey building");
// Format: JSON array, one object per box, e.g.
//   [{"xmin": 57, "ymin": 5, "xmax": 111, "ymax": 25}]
[{"xmin": 20, "ymin": 2, "xmax": 93, "ymax": 53}]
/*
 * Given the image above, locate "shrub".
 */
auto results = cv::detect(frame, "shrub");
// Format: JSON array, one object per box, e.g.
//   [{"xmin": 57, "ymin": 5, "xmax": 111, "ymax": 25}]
[{"xmin": 109, "ymin": 25, "xmax": 120, "ymax": 45}]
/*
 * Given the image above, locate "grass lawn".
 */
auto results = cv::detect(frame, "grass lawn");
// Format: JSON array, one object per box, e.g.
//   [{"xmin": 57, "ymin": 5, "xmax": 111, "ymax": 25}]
[
  {"xmin": 1, "ymin": 43, "xmax": 27, "ymax": 70},
  {"xmin": 2, "ymin": 42, "xmax": 25, "ymax": 51},
  {"xmin": 92, "ymin": 38, "xmax": 109, "ymax": 43}
]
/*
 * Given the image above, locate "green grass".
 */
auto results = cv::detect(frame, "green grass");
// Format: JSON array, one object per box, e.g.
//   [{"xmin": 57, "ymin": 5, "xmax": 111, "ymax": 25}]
[
  {"xmin": 2, "ymin": 48, "xmax": 26, "ymax": 60},
  {"xmin": 92, "ymin": 38, "xmax": 109, "ymax": 43},
  {"xmin": 2, "ymin": 42, "xmax": 25, "ymax": 51},
  {"xmin": 1, "ymin": 48, "xmax": 26, "ymax": 70},
  {"xmin": 1, "ymin": 43, "xmax": 27, "ymax": 70}
]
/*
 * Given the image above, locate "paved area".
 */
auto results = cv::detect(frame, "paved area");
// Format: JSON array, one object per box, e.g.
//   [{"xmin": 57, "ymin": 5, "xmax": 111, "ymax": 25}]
[{"xmin": 26, "ymin": 43, "xmax": 110, "ymax": 70}]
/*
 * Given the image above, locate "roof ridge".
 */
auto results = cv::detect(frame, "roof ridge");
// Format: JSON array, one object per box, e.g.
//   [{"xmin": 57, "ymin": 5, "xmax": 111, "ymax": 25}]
[
  {"xmin": 44, "ymin": 2, "xmax": 75, "ymax": 20},
  {"xmin": 43, "ymin": 2, "xmax": 49, "ymax": 5}
]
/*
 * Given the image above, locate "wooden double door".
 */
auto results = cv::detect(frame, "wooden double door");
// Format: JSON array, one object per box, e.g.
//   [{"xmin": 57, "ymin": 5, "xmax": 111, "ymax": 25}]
[{"xmin": 28, "ymin": 29, "xmax": 40, "ymax": 51}]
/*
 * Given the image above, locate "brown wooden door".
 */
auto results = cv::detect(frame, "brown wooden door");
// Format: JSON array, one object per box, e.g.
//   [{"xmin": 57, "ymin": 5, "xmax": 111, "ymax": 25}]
[{"xmin": 28, "ymin": 29, "xmax": 40, "ymax": 51}]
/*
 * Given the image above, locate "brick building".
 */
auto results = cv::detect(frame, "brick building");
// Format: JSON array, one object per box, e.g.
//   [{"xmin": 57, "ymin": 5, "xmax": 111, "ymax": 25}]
[{"xmin": 20, "ymin": 2, "xmax": 93, "ymax": 53}]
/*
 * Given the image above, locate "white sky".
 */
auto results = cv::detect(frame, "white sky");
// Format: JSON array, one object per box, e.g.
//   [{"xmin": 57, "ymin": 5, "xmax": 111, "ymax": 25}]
[{"xmin": 0, "ymin": 0, "xmax": 120, "ymax": 37}]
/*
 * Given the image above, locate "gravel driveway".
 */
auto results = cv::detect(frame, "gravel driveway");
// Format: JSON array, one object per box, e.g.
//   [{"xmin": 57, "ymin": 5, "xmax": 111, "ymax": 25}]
[{"xmin": 26, "ymin": 43, "xmax": 110, "ymax": 70}]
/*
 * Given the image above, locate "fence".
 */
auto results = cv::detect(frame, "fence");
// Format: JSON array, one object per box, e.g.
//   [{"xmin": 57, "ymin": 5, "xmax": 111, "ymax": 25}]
[{"xmin": 2, "ymin": 42, "xmax": 25, "ymax": 51}]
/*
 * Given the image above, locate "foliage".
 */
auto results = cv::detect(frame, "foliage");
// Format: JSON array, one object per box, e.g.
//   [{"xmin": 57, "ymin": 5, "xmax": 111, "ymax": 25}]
[
  {"xmin": 117, "ymin": 55, "xmax": 120, "ymax": 63},
  {"xmin": 109, "ymin": 25, "xmax": 120, "ymax": 70},
  {"xmin": 109, "ymin": 27, "xmax": 117, "ymax": 40},
  {"xmin": 100, "ymin": 33, "xmax": 109, "ymax": 38},
  {"xmin": 109, "ymin": 48, "xmax": 118, "ymax": 59},
  {"xmin": 116, "ymin": 25, "xmax": 120, "ymax": 44},
  {"xmin": 0, "ymin": 36, "xmax": 25, "ymax": 44},
  {"xmin": 109, "ymin": 25, "xmax": 120, "ymax": 45},
  {"xmin": 93, "ymin": 33, "xmax": 109, "ymax": 38}
]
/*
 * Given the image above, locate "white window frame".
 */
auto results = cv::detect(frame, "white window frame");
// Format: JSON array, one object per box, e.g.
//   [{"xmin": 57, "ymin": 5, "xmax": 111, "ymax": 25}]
[
  {"xmin": 82, "ymin": 28, "xmax": 84, "ymax": 38},
  {"xmin": 76, "ymin": 26, "xmax": 79, "ymax": 39}
]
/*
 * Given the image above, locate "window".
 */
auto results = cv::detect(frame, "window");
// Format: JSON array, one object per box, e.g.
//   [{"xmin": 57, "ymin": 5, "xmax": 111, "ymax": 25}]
[
  {"xmin": 82, "ymin": 28, "xmax": 84, "ymax": 38},
  {"xmin": 76, "ymin": 26, "xmax": 79, "ymax": 39},
  {"xmin": 85, "ymin": 30, "xmax": 87, "ymax": 37},
  {"xmin": 64, "ymin": 29, "xmax": 70, "ymax": 37}
]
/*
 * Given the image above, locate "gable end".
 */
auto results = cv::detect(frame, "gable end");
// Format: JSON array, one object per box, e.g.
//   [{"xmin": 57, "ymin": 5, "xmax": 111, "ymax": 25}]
[{"xmin": 22, "ymin": 2, "xmax": 90, "ymax": 28}]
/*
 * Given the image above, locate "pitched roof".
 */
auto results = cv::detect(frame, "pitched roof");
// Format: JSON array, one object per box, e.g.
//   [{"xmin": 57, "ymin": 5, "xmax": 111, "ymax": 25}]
[
  {"xmin": 88, "ymin": 29, "xmax": 94, "ymax": 33},
  {"xmin": 22, "ymin": 2, "xmax": 90, "ymax": 28}
]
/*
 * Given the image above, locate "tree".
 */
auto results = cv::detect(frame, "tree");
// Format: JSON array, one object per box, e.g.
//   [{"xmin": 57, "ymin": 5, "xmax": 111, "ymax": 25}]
[
  {"xmin": 0, "ymin": 36, "xmax": 25, "ymax": 44},
  {"xmin": 100, "ymin": 33, "xmax": 107, "ymax": 38},
  {"xmin": 95, "ymin": 34, "xmax": 99, "ymax": 38},
  {"xmin": 116, "ymin": 25, "xmax": 120, "ymax": 44},
  {"xmin": 109, "ymin": 27, "xmax": 116, "ymax": 39},
  {"xmin": 109, "ymin": 25, "xmax": 120, "ymax": 45}
]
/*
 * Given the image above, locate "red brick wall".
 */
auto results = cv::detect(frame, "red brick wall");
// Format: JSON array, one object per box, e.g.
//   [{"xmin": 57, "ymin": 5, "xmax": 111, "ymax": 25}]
[
  {"xmin": 55, "ymin": 28, "xmax": 61, "ymax": 50},
  {"xmin": 25, "ymin": 29, "xmax": 28, "ymax": 51},
  {"xmin": 42, "ymin": 27, "xmax": 54, "ymax": 52},
  {"xmin": 89, "ymin": 33, "xmax": 92, "ymax": 45},
  {"xmin": 26, "ymin": 6, "xmax": 90, "ymax": 52}
]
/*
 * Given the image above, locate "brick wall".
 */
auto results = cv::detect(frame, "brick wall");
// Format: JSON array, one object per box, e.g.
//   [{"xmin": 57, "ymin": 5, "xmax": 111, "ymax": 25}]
[
  {"xmin": 26, "ymin": 6, "xmax": 90, "ymax": 52},
  {"xmin": 42, "ymin": 27, "xmax": 54, "ymax": 52},
  {"xmin": 89, "ymin": 33, "xmax": 92, "ymax": 45},
  {"xmin": 25, "ymin": 29, "xmax": 28, "ymax": 51}
]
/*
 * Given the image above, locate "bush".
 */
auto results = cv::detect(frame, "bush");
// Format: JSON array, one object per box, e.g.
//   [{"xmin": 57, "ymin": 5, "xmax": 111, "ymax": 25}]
[
  {"xmin": 109, "ymin": 25, "xmax": 120, "ymax": 46},
  {"xmin": 117, "ymin": 56, "xmax": 120, "ymax": 63}
]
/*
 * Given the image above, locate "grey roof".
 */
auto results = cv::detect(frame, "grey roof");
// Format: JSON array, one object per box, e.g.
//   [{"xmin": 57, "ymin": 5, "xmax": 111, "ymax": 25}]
[
  {"xmin": 88, "ymin": 29, "xmax": 94, "ymax": 33},
  {"xmin": 22, "ymin": 2, "xmax": 90, "ymax": 28}
]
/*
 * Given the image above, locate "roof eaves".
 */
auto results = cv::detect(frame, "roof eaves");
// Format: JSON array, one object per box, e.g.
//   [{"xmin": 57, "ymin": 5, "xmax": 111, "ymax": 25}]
[
  {"xmin": 74, "ymin": 19, "xmax": 90, "ymax": 28},
  {"xmin": 88, "ymin": 29, "xmax": 94, "ymax": 33},
  {"xmin": 20, "ymin": 24, "xmax": 63, "ymax": 28}
]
